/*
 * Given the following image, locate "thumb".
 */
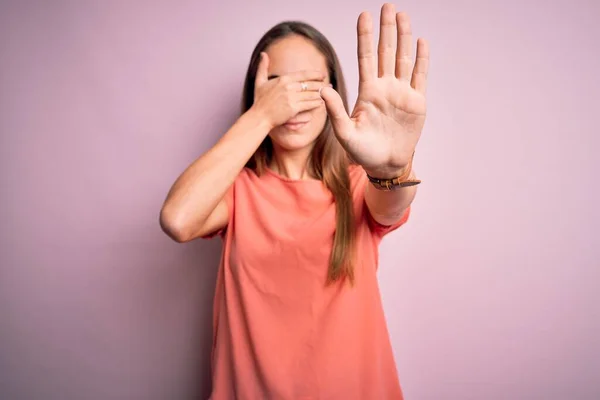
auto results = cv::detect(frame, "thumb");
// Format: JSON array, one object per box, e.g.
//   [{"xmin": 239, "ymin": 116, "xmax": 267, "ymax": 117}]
[
  {"xmin": 255, "ymin": 52, "xmax": 269, "ymax": 88},
  {"xmin": 320, "ymin": 86, "xmax": 352, "ymax": 141}
]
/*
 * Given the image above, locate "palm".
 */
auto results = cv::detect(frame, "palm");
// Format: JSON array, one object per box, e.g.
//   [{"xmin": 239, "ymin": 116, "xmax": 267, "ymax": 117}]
[
  {"xmin": 321, "ymin": 4, "xmax": 430, "ymax": 175},
  {"xmin": 349, "ymin": 77, "xmax": 426, "ymax": 170}
]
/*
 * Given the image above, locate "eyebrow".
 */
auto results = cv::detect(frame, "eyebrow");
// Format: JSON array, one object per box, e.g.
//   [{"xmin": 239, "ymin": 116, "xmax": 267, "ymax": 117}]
[{"xmin": 267, "ymin": 75, "xmax": 279, "ymax": 80}]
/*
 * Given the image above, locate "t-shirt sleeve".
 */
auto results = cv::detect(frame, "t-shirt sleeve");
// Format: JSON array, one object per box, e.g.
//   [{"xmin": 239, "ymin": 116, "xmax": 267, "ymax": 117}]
[
  {"xmin": 350, "ymin": 164, "xmax": 411, "ymax": 239},
  {"xmin": 200, "ymin": 184, "xmax": 235, "ymax": 240}
]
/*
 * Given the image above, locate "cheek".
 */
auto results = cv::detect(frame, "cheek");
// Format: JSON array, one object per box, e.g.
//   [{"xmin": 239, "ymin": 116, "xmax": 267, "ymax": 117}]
[{"xmin": 305, "ymin": 106, "xmax": 328, "ymax": 134}]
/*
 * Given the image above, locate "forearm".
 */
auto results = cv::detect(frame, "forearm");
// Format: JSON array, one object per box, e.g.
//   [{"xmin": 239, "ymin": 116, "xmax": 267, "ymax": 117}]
[
  {"xmin": 160, "ymin": 108, "xmax": 271, "ymax": 233},
  {"xmin": 364, "ymin": 168, "xmax": 418, "ymax": 226}
]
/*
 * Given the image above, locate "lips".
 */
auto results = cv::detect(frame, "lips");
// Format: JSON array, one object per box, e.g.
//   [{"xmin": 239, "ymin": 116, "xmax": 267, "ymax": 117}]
[{"xmin": 283, "ymin": 120, "xmax": 309, "ymax": 130}]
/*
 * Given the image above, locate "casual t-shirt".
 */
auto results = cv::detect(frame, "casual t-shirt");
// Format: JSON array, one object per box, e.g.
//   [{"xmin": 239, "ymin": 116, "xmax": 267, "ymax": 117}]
[{"xmin": 204, "ymin": 163, "xmax": 410, "ymax": 399}]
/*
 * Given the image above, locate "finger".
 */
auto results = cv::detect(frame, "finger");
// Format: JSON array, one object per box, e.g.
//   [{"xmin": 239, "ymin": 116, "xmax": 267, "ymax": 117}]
[
  {"xmin": 411, "ymin": 38, "xmax": 429, "ymax": 95},
  {"xmin": 296, "ymin": 99, "xmax": 325, "ymax": 113},
  {"xmin": 377, "ymin": 3, "xmax": 397, "ymax": 77},
  {"xmin": 287, "ymin": 70, "xmax": 327, "ymax": 83},
  {"xmin": 255, "ymin": 52, "xmax": 269, "ymax": 87},
  {"xmin": 298, "ymin": 91, "xmax": 326, "ymax": 101},
  {"xmin": 294, "ymin": 81, "xmax": 331, "ymax": 92},
  {"xmin": 395, "ymin": 12, "xmax": 413, "ymax": 80},
  {"xmin": 357, "ymin": 12, "xmax": 376, "ymax": 82},
  {"xmin": 319, "ymin": 87, "xmax": 352, "ymax": 141}
]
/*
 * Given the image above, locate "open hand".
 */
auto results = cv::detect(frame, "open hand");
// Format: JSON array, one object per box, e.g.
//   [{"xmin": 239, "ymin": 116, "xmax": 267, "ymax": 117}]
[{"xmin": 320, "ymin": 3, "xmax": 429, "ymax": 177}]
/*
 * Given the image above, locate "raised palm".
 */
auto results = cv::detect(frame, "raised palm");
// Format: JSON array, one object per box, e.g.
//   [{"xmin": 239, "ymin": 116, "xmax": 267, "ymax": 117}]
[{"xmin": 321, "ymin": 3, "xmax": 429, "ymax": 176}]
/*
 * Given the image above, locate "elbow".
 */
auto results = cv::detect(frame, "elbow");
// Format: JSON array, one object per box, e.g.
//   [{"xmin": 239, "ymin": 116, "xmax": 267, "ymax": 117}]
[{"xmin": 159, "ymin": 207, "xmax": 193, "ymax": 243}]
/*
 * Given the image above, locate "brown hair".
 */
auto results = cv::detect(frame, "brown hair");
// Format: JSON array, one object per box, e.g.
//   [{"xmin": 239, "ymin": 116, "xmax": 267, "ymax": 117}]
[{"xmin": 241, "ymin": 21, "xmax": 356, "ymax": 286}]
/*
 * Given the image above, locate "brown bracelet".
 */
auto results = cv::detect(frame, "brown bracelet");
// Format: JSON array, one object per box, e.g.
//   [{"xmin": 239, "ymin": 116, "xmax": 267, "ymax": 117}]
[{"xmin": 366, "ymin": 152, "xmax": 421, "ymax": 191}]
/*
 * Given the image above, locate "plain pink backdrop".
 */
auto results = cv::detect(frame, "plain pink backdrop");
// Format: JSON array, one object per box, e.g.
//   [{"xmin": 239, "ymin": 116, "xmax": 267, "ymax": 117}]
[{"xmin": 1, "ymin": 0, "xmax": 598, "ymax": 399}]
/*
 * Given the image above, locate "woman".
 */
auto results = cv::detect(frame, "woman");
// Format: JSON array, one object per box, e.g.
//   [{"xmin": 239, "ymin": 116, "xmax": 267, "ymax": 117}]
[{"xmin": 160, "ymin": 3, "xmax": 429, "ymax": 399}]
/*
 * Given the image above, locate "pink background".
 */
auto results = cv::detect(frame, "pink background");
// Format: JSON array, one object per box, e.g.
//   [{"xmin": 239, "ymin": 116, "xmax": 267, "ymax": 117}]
[{"xmin": 1, "ymin": 0, "xmax": 598, "ymax": 399}]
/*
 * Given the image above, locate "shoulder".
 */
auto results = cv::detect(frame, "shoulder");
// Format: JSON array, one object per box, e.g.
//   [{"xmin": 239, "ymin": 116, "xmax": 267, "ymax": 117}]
[{"xmin": 234, "ymin": 167, "xmax": 262, "ymax": 186}]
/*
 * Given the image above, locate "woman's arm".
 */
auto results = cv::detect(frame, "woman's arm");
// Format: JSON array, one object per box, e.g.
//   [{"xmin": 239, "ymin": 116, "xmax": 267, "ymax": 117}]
[
  {"xmin": 320, "ymin": 6, "xmax": 429, "ymax": 228},
  {"xmin": 159, "ymin": 109, "xmax": 272, "ymax": 242},
  {"xmin": 159, "ymin": 59, "xmax": 327, "ymax": 243},
  {"xmin": 363, "ymin": 168, "xmax": 418, "ymax": 226}
]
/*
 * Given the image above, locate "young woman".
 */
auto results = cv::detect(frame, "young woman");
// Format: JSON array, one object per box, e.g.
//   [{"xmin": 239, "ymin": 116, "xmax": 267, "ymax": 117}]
[{"xmin": 160, "ymin": 3, "xmax": 429, "ymax": 398}]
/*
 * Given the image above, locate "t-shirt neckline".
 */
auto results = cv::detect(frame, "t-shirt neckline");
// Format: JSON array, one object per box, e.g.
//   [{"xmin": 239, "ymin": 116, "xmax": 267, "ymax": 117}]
[{"xmin": 264, "ymin": 167, "xmax": 322, "ymax": 184}]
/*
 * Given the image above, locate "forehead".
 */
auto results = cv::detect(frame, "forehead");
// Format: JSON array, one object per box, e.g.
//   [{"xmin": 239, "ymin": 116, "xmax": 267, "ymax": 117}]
[{"xmin": 266, "ymin": 34, "xmax": 328, "ymax": 76}]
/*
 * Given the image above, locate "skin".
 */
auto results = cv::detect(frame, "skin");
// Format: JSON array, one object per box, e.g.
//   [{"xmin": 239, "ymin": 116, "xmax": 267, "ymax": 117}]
[
  {"xmin": 259, "ymin": 35, "xmax": 331, "ymax": 180},
  {"xmin": 159, "ymin": 3, "xmax": 429, "ymax": 241},
  {"xmin": 320, "ymin": 4, "xmax": 429, "ymax": 225}
]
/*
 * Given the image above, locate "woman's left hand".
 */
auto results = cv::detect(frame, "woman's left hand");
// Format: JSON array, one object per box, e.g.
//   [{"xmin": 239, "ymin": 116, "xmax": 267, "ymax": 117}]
[{"xmin": 320, "ymin": 3, "xmax": 429, "ymax": 178}]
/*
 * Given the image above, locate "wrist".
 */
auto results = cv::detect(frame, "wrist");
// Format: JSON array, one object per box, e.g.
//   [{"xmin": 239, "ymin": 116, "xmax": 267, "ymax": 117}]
[
  {"xmin": 364, "ymin": 165, "xmax": 411, "ymax": 180},
  {"xmin": 246, "ymin": 106, "xmax": 275, "ymax": 132},
  {"xmin": 364, "ymin": 150, "xmax": 417, "ymax": 179},
  {"xmin": 364, "ymin": 151, "xmax": 420, "ymax": 190},
  {"xmin": 366, "ymin": 167, "xmax": 420, "ymax": 190}
]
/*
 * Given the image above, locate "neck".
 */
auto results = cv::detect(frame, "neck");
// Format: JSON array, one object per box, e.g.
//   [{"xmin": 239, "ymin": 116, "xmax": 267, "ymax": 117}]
[{"xmin": 269, "ymin": 144, "xmax": 315, "ymax": 180}]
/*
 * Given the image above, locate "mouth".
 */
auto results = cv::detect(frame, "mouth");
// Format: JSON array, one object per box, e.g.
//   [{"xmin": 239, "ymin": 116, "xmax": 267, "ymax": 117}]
[{"xmin": 283, "ymin": 120, "xmax": 309, "ymax": 131}]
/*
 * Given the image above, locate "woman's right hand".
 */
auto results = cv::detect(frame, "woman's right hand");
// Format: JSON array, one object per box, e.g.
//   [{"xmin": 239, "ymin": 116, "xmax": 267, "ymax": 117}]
[{"xmin": 251, "ymin": 52, "xmax": 330, "ymax": 129}]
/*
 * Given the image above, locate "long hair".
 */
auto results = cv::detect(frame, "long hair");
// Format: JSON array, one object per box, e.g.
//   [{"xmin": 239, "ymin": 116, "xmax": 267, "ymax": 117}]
[{"xmin": 241, "ymin": 21, "xmax": 357, "ymax": 286}]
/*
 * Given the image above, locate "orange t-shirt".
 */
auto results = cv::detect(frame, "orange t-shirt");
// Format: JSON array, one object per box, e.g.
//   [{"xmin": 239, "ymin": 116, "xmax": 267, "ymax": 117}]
[{"xmin": 204, "ymin": 164, "xmax": 410, "ymax": 399}]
